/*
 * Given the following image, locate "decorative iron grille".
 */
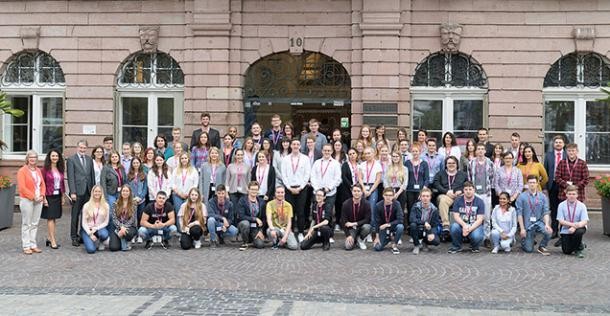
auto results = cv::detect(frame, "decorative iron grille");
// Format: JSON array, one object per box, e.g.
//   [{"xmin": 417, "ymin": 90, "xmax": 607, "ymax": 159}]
[
  {"xmin": 243, "ymin": 51, "xmax": 351, "ymax": 101},
  {"xmin": 117, "ymin": 51, "xmax": 184, "ymax": 88},
  {"xmin": 544, "ymin": 52, "xmax": 610, "ymax": 88},
  {"xmin": 412, "ymin": 52, "xmax": 487, "ymax": 88},
  {"xmin": 1, "ymin": 50, "xmax": 65, "ymax": 87}
]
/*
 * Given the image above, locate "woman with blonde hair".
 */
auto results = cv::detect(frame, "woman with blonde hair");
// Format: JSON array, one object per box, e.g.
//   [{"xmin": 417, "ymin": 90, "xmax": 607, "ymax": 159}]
[
  {"xmin": 200, "ymin": 146, "xmax": 227, "ymax": 200},
  {"xmin": 17, "ymin": 150, "xmax": 46, "ymax": 255},
  {"xmin": 384, "ymin": 151, "xmax": 408, "ymax": 211},
  {"xmin": 170, "ymin": 152, "xmax": 199, "ymax": 214},
  {"xmin": 109, "ymin": 185, "xmax": 137, "ymax": 251},
  {"xmin": 357, "ymin": 124, "xmax": 373, "ymax": 149},
  {"xmin": 81, "ymin": 185, "xmax": 110, "ymax": 254},
  {"xmin": 178, "ymin": 188, "xmax": 207, "ymax": 250}
]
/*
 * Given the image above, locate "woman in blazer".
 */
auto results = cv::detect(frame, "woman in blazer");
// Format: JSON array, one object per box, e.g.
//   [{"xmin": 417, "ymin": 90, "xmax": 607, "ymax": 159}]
[
  {"xmin": 250, "ymin": 151, "xmax": 276, "ymax": 202},
  {"xmin": 41, "ymin": 149, "xmax": 65, "ymax": 249},
  {"xmin": 17, "ymin": 150, "xmax": 46, "ymax": 255},
  {"xmin": 200, "ymin": 147, "xmax": 226, "ymax": 201},
  {"xmin": 109, "ymin": 185, "xmax": 137, "ymax": 251},
  {"xmin": 100, "ymin": 150, "xmax": 127, "ymax": 231}
]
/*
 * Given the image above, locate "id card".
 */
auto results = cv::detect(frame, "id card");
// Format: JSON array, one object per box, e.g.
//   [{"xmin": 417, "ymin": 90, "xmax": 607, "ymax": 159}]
[
  {"xmin": 157, "ymin": 230, "xmax": 163, "ymax": 235},
  {"xmin": 250, "ymin": 223, "xmax": 257, "ymax": 228},
  {"xmin": 317, "ymin": 231, "xmax": 321, "ymax": 237},
  {"xmin": 476, "ymin": 185, "xmax": 483, "ymax": 190},
  {"xmin": 216, "ymin": 226, "xmax": 223, "ymax": 232},
  {"xmin": 364, "ymin": 185, "xmax": 371, "ymax": 191},
  {"xmin": 530, "ymin": 216, "xmax": 537, "ymax": 222},
  {"xmin": 567, "ymin": 181, "xmax": 573, "ymax": 186},
  {"xmin": 413, "ymin": 184, "xmax": 420, "ymax": 190},
  {"xmin": 237, "ymin": 187, "xmax": 243, "ymax": 191},
  {"xmin": 211, "ymin": 185, "xmax": 216, "ymax": 192}
]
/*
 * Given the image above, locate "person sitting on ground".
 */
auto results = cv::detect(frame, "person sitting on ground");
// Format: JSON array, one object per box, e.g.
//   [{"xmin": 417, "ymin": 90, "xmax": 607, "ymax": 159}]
[
  {"xmin": 138, "ymin": 191, "xmax": 177, "ymax": 250},
  {"xmin": 373, "ymin": 187, "xmax": 405, "ymax": 255},
  {"xmin": 409, "ymin": 188, "xmax": 441, "ymax": 255},
  {"xmin": 557, "ymin": 185, "xmax": 589, "ymax": 258},
  {"xmin": 178, "ymin": 188, "xmax": 207, "ymax": 250},
  {"xmin": 206, "ymin": 184, "xmax": 239, "ymax": 247},
  {"xmin": 109, "ymin": 185, "xmax": 137, "ymax": 252},
  {"xmin": 516, "ymin": 175, "xmax": 553, "ymax": 256},
  {"xmin": 266, "ymin": 186, "xmax": 298, "ymax": 250},
  {"xmin": 81, "ymin": 185, "xmax": 110, "ymax": 254},
  {"xmin": 237, "ymin": 181, "xmax": 266, "ymax": 250},
  {"xmin": 448, "ymin": 181, "xmax": 485, "ymax": 254},
  {"xmin": 490, "ymin": 192, "xmax": 517, "ymax": 254},
  {"xmin": 300, "ymin": 189, "xmax": 332, "ymax": 251}
]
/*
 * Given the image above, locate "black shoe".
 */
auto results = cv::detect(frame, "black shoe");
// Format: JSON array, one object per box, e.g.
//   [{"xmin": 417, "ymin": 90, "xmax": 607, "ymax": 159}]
[
  {"xmin": 218, "ymin": 236, "xmax": 225, "ymax": 245},
  {"xmin": 578, "ymin": 242, "xmax": 586, "ymax": 251},
  {"xmin": 72, "ymin": 239, "xmax": 80, "ymax": 247},
  {"xmin": 483, "ymin": 239, "xmax": 491, "ymax": 249},
  {"xmin": 554, "ymin": 238, "xmax": 562, "ymax": 247},
  {"xmin": 145, "ymin": 240, "xmax": 153, "ymax": 249},
  {"xmin": 210, "ymin": 240, "xmax": 218, "ymax": 248},
  {"xmin": 323, "ymin": 242, "xmax": 330, "ymax": 251},
  {"xmin": 442, "ymin": 230, "xmax": 451, "ymax": 243},
  {"xmin": 161, "ymin": 240, "xmax": 169, "ymax": 249},
  {"xmin": 46, "ymin": 239, "xmax": 51, "ymax": 247},
  {"xmin": 551, "ymin": 232, "xmax": 558, "ymax": 239}
]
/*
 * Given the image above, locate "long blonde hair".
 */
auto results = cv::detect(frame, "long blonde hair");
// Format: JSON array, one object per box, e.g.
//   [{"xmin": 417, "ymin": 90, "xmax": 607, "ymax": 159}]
[
  {"xmin": 182, "ymin": 188, "xmax": 206, "ymax": 228},
  {"xmin": 83, "ymin": 185, "xmax": 109, "ymax": 222},
  {"xmin": 386, "ymin": 151, "xmax": 406, "ymax": 184},
  {"xmin": 114, "ymin": 184, "xmax": 135, "ymax": 220},
  {"xmin": 175, "ymin": 152, "xmax": 197, "ymax": 176}
]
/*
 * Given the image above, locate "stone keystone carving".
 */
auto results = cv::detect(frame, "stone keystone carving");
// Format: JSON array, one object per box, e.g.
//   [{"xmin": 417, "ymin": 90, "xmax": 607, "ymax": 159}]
[
  {"xmin": 139, "ymin": 26, "xmax": 160, "ymax": 53},
  {"xmin": 20, "ymin": 26, "xmax": 40, "ymax": 50},
  {"xmin": 440, "ymin": 23, "xmax": 463, "ymax": 53},
  {"xmin": 573, "ymin": 27, "xmax": 595, "ymax": 52}
]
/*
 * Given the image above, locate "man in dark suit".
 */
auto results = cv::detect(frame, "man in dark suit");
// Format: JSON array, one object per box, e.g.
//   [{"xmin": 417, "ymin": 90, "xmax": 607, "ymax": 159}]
[
  {"xmin": 190, "ymin": 112, "xmax": 221, "ymax": 149},
  {"xmin": 543, "ymin": 135, "xmax": 566, "ymax": 238},
  {"xmin": 67, "ymin": 140, "xmax": 96, "ymax": 246}
]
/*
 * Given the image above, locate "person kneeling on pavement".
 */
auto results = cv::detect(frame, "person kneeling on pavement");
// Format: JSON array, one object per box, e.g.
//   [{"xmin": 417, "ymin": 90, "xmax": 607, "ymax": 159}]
[
  {"xmin": 300, "ymin": 189, "xmax": 332, "ymax": 251},
  {"xmin": 109, "ymin": 185, "xmax": 138, "ymax": 252},
  {"xmin": 207, "ymin": 185, "xmax": 239, "ymax": 247},
  {"xmin": 373, "ymin": 187, "xmax": 404, "ymax": 254},
  {"xmin": 557, "ymin": 185, "xmax": 589, "ymax": 258},
  {"xmin": 237, "ymin": 181, "xmax": 266, "ymax": 250},
  {"xmin": 409, "ymin": 187, "xmax": 440, "ymax": 255},
  {"xmin": 138, "ymin": 191, "xmax": 177, "ymax": 249},
  {"xmin": 178, "ymin": 188, "xmax": 207, "ymax": 250},
  {"xmin": 266, "ymin": 186, "xmax": 298, "ymax": 250},
  {"xmin": 517, "ymin": 175, "xmax": 553, "ymax": 256},
  {"xmin": 448, "ymin": 182, "xmax": 485, "ymax": 254},
  {"xmin": 340, "ymin": 184, "xmax": 372, "ymax": 251}
]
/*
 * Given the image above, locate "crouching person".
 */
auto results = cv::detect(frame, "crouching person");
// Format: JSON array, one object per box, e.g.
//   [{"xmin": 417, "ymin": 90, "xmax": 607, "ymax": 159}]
[
  {"xmin": 300, "ymin": 189, "xmax": 332, "ymax": 251},
  {"xmin": 373, "ymin": 187, "xmax": 404, "ymax": 255},
  {"xmin": 178, "ymin": 188, "xmax": 207, "ymax": 250},
  {"xmin": 237, "ymin": 181, "xmax": 266, "ymax": 250},
  {"xmin": 109, "ymin": 185, "xmax": 137, "ymax": 251},
  {"xmin": 138, "ymin": 191, "xmax": 177, "ymax": 249},
  {"xmin": 266, "ymin": 186, "xmax": 298, "ymax": 250},
  {"xmin": 557, "ymin": 185, "xmax": 589, "ymax": 258},
  {"xmin": 341, "ymin": 184, "xmax": 372, "ymax": 251},
  {"xmin": 409, "ymin": 188, "xmax": 440, "ymax": 255}
]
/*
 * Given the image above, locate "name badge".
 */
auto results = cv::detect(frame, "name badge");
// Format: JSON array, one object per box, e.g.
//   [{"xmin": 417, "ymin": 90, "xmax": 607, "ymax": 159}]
[
  {"xmin": 385, "ymin": 229, "xmax": 390, "ymax": 235},
  {"xmin": 157, "ymin": 230, "xmax": 163, "ymax": 235},
  {"xmin": 476, "ymin": 185, "xmax": 483, "ymax": 190},
  {"xmin": 413, "ymin": 184, "xmax": 420, "ymax": 190},
  {"xmin": 237, "ymin": 187, "xmax": 243, "ymax": 191},
  {"xmin": 216, "ymin": 226, "xmax": 223, "ymax": 232},
  {"xmin": 117, "ymin": 187, "xmax": 121, "ymax": 193},
  {"xmin": 250, "ymin": 223, "xmax": 257, "ymax": 228},
  {"xmin": 364, "ymin": 185, "xmax": 371, "ymax": 191},
  {"xmin": 567, "ymin": 181, "xmax": 573, "ymax": 186},
  {"xmin": 530, "ymin": 216, "xmax": 537, "ymax": 222},
  {"xmin": 211, "ymin": 185, "xmax": 216, "ymax": 191},
  {"xmin": 317, "ymin": 231, "xmax": 321, "ymax": 237}
]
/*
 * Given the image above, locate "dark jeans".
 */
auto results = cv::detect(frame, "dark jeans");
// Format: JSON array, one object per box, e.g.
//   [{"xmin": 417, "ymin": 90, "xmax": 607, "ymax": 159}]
[
  {"xmin": 549, "ymin": 186, "xmax": 561, "ymax": 234},
  {"xmin": 70, "ymin": 193, "xmax": 89, "ymax": 240},
  {"xmin": 344, "ymin": 224, "xmax": 372, "ymax": 250},
  {"xmin": 180, "ymin": 225, "xmax": 204, "ymax": 250},
  {"xmin": 109, "ymin": 227, "xmax": 137, "ymax": 251},
  {"xmin": 374, "ymin": 224, "xmax": 405, "ymax": 251},
  {"xmin": 405, "ymin": 191, "xmax": 420, "ymax": 225},
  {"xmin": 285, "ymin": 187, "xmax": 308, "ymax": 233},
  {"xmin": 409, "ymin": 223, "xmax": 440, "ymax": 247},
  {"xmin": 561, "ymin": 227, "xmax": 586, "ymax": 255},
  {"xmin": 230, "ymin": 192, "xmax": 245, "ymax": 224},
  {"xmin": 300, "ymin": 226, "xmax": 331, "ymax": 250},
  {"xmin": 237, "ymin": 220, "xmax": 265, "ymax": 249}
]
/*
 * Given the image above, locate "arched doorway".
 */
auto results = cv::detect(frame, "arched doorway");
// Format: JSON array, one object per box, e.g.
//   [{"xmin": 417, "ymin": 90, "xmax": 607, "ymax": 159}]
[{"xmin": 243, "ymin": 51, "xmax": 351, "ymax": 141}]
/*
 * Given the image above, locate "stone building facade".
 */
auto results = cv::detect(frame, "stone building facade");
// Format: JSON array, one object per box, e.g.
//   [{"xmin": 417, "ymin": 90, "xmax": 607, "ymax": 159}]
[{"xmin": 0, "ymin": 0, "xmax": 608, "ymax": 206}]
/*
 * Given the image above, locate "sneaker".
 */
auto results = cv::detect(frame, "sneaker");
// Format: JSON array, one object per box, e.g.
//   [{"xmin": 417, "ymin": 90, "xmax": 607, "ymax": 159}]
[
  {"xmin": 392, "ymin": 246, "xmax": 400, "ymax": 255},
  {"xmin": 137, "ymin": 236, "xmax": 143, "ymax": 244},
  {"xmin": 218, "ymin": 236, "xmax": 225, "ymax": 245},
  {"xmin": 537, "ymin": 247, "xmax": 550, "ymax": 256},
  {"xmin": 554, "ymin": 238, "xmax": 562, "ymax": 247},
  {"xmin": 239, "ymin": 243, "xmax": 248, "ymax": 251},
  {"xmin": 97, "ymin": 243, "xmax": 105, "ymax": 251},
  {"xmin": 471, "ymin": 247, "xmax": 480, "ymax": 253},
  {"xmin": 448, "ymin": 247, "xmax": 462, "ymax": 254},
  {"xmin": 575, "ymin": 250, "xmax": 585, "ymax": 258},
  {"xmin": 145, "ymin": 240, "xmax": 153, "ymax": 249},
  {"xmin": 366, "ymin": 235, "xmax": 373, "ymax": 243},
  {"xmin": 272, "ymin": 241, "xmax": 279, "ymax": 250},
  {"xmin": 421, "ymin": 243, "xmax": 429, "ymax": 252},
  {"xmin": 329, "ymin": 237, "xmax": 335, "ymax": 244},
  {"xmin": 412, "ymin": 245, "xmax": 420, "ymax": 255},
  {"xmin": 161, "ymin": 240, "xmax": 169, "ymax": 249},
  {"xmin": 334, "ymin": 224, "xmax": 341, "ymax": 232},
  {"xmin": 194, "ymin": 240, "xmax": 202, "ymax": 249},
  {"xmin": 297, "ymin": 233, "xmax": 304, "ymax": 243},
  {"xmin": 503, "ymin": 247, "xmax": 511, "ymax": 253},
  {"xmin": 397, "ymin": 239, "xmax": 402, "ymax": 245},
  {"xmin": 210, "ymin": 240, "xmax": 218, "ymax": 248},
  {"xmin": 491, "ymin": 246, "xmax": 499, "ymax": 254},
  {"xmin": 357, "ymin": 237, "xmax": 367, "ymax": 250},
  {"xmin": 484, "ymin": 239, "xmax": 491, "ymax": 249},
  {"xmin": 131, "ymin": 237, "xmax": 136, "ymax": 243}
]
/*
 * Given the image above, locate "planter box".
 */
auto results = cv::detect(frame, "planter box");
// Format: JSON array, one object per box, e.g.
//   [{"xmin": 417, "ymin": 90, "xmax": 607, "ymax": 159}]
[
  {"xmin": 0, "ymin": 184, "xmax": 16, "ymax": 230},
  {"xmin": 603, "ymin": 197, "xmax": 610, "ymax": 236}
]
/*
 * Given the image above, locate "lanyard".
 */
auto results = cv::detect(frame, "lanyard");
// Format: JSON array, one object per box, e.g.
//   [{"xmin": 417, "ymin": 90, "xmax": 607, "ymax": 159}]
[
  {"xmin": 224, "ymin": 151, "xmax": 231, "ymax": 165},
  {"xmin": 365, "ymin": 161, "xmax": 375, "ymax": 183},
  {"xmin": 186, "ymin": 207, "xmax": 195, "ymax": 223},
  {"xmin": 566, "ymin": 159, "xmax": 578, "ymax": 181},
  {"xmin": 352, "ymin": 202, "xmax": 359, "ymax": 221},
  {"xmin": 250, "ymin": 199, "xmax": 258, "ymax": 217},
  {"xmin": 115, "ymin": 168, "xmax": 123, "ymax": 187},
  {"xmin": 412, "ymin": 161, "xmax": 421, "ymax": 184},
  {"xmin": 236, "ymin": 164, "xmax": 243, "ymax": 186},
  {"xmin": 528, "ymin": 193, "xmax": 539, "ymax": 219},
  {"xmin": 447, "ymin": 173, "xmax": 455, "ymax": 188},
  {"xmin": 291, "ymin": 155, "xmax": 300, "ymax": 174},
  {"xmin": 157, "ymin": 174, "xmax": 164, "ymax": 190},
  {"xmin": 181, "ymin": 169, "xmax": 188, "ymax": 186},
  {"xmin": 350, "ymin": 161, "xmax": 358, "ymax": 183},
  {"xmin": 277, "ymin": 201, "xmax": 284, "ymax": 221},
  {"xmin": 155, "ymin": 206, "xmax": 164, "ymax": 221},
  {"xmin": 92, "ymin": 206, "xmax": 100, "ymax": 225},
  {"xmin": 463, "ymin": 198, "xmax": 473, "ymax": 220},
  {"xmin": 211, "ymin": 165, "xmax": 217, "ymax": 183},
  {"xmin": 272, "ymin": 130, "xmax": 282, "ymax": 145},
  {"xmin": 257, "ymin": 165, "xmax": 267, "ymax": 184},
  {"xmin": 567, "ymin": 202, "xmax": 577, "ymax": 223},
  {"xmin": 384, "ymin": 204, "xmax": 392, "ymax": 223},
  {"xmin": 504, "ymin": 167, "xmax": 513, "ymax": 187},
  {"xmin": 121, "ymin": 207, "xmax": 129, "ymax": 222},
  {"xmin": 320, "ymin": 159, "xmax": 331, "ymax": 178},
  {"xmin": 316, "ymin": 205, "xmax": 324, "ymax": 224},
  {"xmin": 445, "ymin": 147, "xmax": 451, "ymax": 156}
]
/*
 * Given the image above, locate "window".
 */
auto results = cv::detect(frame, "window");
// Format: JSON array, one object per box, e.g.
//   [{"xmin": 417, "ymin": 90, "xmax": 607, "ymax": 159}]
[
  {"xmin": 543, "ymin": 52, "xmax": 610, "ymax": 166},
  {"xmin": 0, "ymin": 50, "xmax": 65, "ymax": 154},
  {"xmin": 116, "ymin": 51, "xmax": 184, "ymax": 147},
  {"xmin": 411, "ymin": 52, "xmax": 487, "ymax": 145}
]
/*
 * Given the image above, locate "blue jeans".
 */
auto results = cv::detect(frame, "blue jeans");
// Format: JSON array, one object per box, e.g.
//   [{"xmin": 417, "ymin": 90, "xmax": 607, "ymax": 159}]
[
  {"xmin": 138, "ymin": 225, "xmax": 177, "ymax": 241},
  {"xmin": 491, "ymin": 230, "xmax": 513, "ymax": 250},
  {"xmin": 172, "ymin": 195, "xmax": 186, "ymax": 213},
  {"xmin": 521, "ymin": 221, "xmax": 551, "ymax": 253},
  {"xmin": 450, "ymin": 223, "xmax": 484, "ymax": 249},
  {"xmin": 374, "ymin": 224, "xmax": 404, "ymax": 251},
  {"xmin": 81, "ymin": 227, "xmax": 110, "ymax": 254},
  {"xmin": 207, "ymin": 217, "xmax": 238, "ymax": 242},
  {"xmin": 365, "ymin": 188, "xmax": 378, "ymax": 229}
]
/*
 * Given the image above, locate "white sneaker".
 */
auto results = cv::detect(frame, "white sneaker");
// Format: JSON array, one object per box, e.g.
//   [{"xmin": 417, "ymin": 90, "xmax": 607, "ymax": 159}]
[
  {"xmin": 409, "ymin": 237, "xmax": 413, "ymax": 243},
  {"xmin": 137, "ymin": 236, "xmax": 143, "ymax": 244},
  {"xmin": 97, "ymin": 241, "xmax": 105, "ymax": 251},
  {"xmin": 298, "ymin": 233, "xmax": 304, "ymax": 243},
  {"xmin": 194, "ymin": 240, "xmax": 202, "ymax": 249},
  {"xmin": 412, "ymin": 245, "xmax": 420, "ymax": 255},
  {"xmin": 357, "ymin": 237, "xmax": 367, "ymax": 250},
  {"xmin": 397, "ymin": 239, "xmax": 402, "ymax": 245},
  {"xmin": 491, "ymin": 246, "xmax": 499, "ymax": 254},
  {"xmin": 329, "ymin": 237, "xmax": 335, "ymax": 244},
  {"xmin": 334, "ymin": 224, "xmax": 341, "ymax": 232},
  {"xmin": 366, "ymin": 235, "xmax": 372, "ymax": 243},
  {"xmin": 131, "ymin": 237, "xmax": 136, "ymax": 243},
  {"xmin": 503, "ymin": 247, "xmax": 511, "ymax": 253}
]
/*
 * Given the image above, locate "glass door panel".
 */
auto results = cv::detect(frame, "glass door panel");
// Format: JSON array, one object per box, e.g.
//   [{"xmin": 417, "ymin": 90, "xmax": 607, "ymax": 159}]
[
  {"xmin": 41, "ymin": 97, "xmax": 63, "ymax": 153},
  {"xmin": 122, "ymin": 97, "xmax": 148, "ymax": 145},
  {"xmin": 157, "ymin": 97, "xmax": 174, "ymax": 140}
]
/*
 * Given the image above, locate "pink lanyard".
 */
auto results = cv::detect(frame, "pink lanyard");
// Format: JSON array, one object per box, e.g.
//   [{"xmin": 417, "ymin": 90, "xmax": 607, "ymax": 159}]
[
  {"xmin": 92, "ymin": 207, "xmax": 100, "ymax": 225},
  {"xmin": 157, "ymin": 174, "xmax": 164, "ymax": 190},
  {"xmin": 504, "ymin": 167, "xmax": 513, "ymax": 187},
  {"xmin": 316, "ymin": 205, "xmax": 324, "ymax": 224},
  {"xmin": 320, "ymin": 160, "xmax": 331, "ymax": 178},
  {"xmin": 567, "ymin": 160, "xmax": 578, "ymax": 181},
  {"xmin": 464, "ymin": 198, "xmax": 473, "ymax": 219},
  {"xmin": 236, "ymin": 164, "xmax": 243, "ymax": 186},
  {"xmin": 211, "ymin": 165, "xmax": 217, "ymax": 183},
  {"xmin": 567, "ymin": 202, "xmax": 577, "ymax": 222},
  {"xmin": 365, "ymin": 161, "xmax": 374, "ymax": 183},
  {"xmin": 291, "ymin": 156, "xmax": 300, "ymax": 174},
  {"xmin": 412, "ymin": 161, "xmax": 420, "ymax": 183},
  {"xmin": 350, "ymin": 162, "xmax": 358, "ymax": 183},
  {"xmin": 181, "ymin": 169, "xmax": 188, "ymax": 186},
  {"xmin": 257, "ymin": 165, "xmax": 267, "ymax": 184},
  {"xmin": 384, "ymin": 204, "xmax": 392, "ymax": 223}
]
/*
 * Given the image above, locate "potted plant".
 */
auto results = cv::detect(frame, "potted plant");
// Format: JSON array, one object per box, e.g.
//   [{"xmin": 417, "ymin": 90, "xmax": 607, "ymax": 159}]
[
  {"xmin": 0, "ymin": 175, "xmax": 16, "ymax": 230},
  {"xmin": 594, "ymin": 174, "xmax": 610, "ymax": 236}
]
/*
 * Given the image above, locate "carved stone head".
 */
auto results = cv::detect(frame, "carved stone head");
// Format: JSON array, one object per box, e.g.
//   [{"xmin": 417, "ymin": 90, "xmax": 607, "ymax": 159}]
[
  {"xmin": 139, "ymin": 26, "xmax": 159, "ymax": 53},
  {"xmin": 440, "ymin": 23, "xmax": 463, "ymax": 53}
]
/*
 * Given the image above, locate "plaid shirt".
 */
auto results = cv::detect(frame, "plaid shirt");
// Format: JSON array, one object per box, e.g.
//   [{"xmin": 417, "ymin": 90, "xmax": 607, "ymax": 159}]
[
  {"xmin": 554, "ymin": 158, "xmax": 589, "ymax": 201},
  {"xmin": 467, "ymin": 158, "xmax": 494, "ymax": 196}
]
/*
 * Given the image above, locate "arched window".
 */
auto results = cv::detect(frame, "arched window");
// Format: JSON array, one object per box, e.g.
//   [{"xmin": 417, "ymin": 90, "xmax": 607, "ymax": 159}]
[
  {"xmin": 1, "ymin": 50, "xmax": 65, "ymax": 154},
  {"xmin": 411, "ymin": 52, "xmax": 488, "ymax": 143},
  {"xmin": 543, "ymin": 52, "xmax": 610, "ymax": 165},
  {"xmin": 115, "ymin": 51, "xmax": 184, "ymax": 147}
]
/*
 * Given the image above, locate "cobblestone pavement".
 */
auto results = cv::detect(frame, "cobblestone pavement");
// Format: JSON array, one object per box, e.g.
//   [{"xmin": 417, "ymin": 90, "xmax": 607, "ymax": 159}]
[{"xmin": 0, "ymin": 211, "xmax": 609, "ymax": 315}]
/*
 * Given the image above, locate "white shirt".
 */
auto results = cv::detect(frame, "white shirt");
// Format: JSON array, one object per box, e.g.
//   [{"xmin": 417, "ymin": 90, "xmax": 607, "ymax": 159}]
[
  {"xmin": 147, "ymin": 169, "xmax": 172, "ymax": 201},
  {"xmin": 439, "ymin": 146, "xmax": 462, "ymax": 160},
  {"xmin": 359, "ymin": 160, "xmax": 382, "ymax": 184},
  {"xmin": 166, "ymin": 156, "xmax": 179, "ymax": 174},
  {"xmin": 280, "ymin": 153, "xmax": 311, "ymax": 189},
  {"xmin": 255, "ymin": 164, "xmax": 271, "ymax": 196},
  {"xmin": 170, "ymin": 167, "xmax": 199, "ymax": 196},
  {"xmin": 310, "ymin": 157, "xmax": 342, "ymax": 197}
]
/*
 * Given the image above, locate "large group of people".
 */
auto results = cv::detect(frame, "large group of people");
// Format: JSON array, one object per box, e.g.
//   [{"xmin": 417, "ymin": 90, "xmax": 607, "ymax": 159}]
[{"xmin": 17, "ymin": 113, "xmax": 591, "ymax": 258}]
